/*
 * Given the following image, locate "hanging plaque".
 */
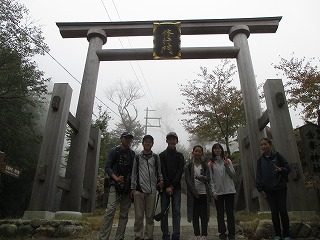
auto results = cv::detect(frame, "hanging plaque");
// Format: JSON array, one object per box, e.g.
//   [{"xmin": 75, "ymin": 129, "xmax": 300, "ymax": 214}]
[{"xmin": 153, "ymin": 22, "xmax": 181, "ymax": 59}]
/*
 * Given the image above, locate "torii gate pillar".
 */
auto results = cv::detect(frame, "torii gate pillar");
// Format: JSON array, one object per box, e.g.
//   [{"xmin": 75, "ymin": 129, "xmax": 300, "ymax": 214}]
[
  {"xmin": 229, "ymin": 25, "xmax": 269, "ymax": 211},
  {"xmin": 264, "ymin": 79, "xmax": 309, "ymax": 210},
  {"xmin": 60, "ymin": 29, "xmax": 107, "ymax": 211}
]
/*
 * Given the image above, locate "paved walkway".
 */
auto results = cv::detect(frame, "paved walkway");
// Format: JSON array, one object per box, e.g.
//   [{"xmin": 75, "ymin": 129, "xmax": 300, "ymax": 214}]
[
  {"xmin": 109, "ymin": 218, "xmax": 223, "ymax": 240},
  {"xmin": 106, "ymin": 193, "xmax": 247, "ymax": 240}
]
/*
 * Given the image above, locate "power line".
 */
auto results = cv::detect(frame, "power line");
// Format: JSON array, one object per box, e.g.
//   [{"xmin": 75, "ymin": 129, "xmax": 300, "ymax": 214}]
[
  {"xmin": 44, "ymin": 50, "xmax": 121, "ymax": 118},
  {"xmin": 128, "ymin": 41, "xmax": 161, "ymax": 111},
  {"xmin": 100, "ymin": 0, "xmax": 112, "ymax": 20},
  {"xmin": 100, "ymin": 0, "xmax": 159, "ymax": 110},
  {"xmin": 11, "ymin": 20, "xmax": 121, "ymax": 118},
  {"xmin": 111, "ymin": 0, "xmax": 159, "ymax": 110}
]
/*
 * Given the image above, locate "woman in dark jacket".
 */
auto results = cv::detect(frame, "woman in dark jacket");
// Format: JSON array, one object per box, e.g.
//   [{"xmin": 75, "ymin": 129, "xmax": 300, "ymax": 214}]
[
  {"xmin": 184, "ymin": 145, "xmax": 211, "ymax": 240},
  {"xmin": 256, "ymin": 138, "xmax": 291, "ymax": 240}
]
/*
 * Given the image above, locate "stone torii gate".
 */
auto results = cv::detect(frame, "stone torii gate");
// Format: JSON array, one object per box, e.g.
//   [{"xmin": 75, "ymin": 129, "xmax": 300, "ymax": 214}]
[{"xmin": 26, "ymin": 16, "xmax": 308, "ymax": 215}]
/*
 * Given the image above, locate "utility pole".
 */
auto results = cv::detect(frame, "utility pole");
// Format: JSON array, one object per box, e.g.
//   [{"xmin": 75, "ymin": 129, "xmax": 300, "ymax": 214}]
[{"xmin": 144, "ymin": 108, "xmax": 161, "ymax": 134}]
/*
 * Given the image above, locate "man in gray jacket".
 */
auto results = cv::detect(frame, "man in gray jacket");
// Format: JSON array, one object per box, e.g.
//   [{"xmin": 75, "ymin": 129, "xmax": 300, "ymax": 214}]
[{"xmin": 131, "ymin": 135, "xmax": 164, "ymax": 240}]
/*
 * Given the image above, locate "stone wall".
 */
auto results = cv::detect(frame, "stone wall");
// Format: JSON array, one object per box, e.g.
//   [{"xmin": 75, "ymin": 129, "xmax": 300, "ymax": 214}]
[{"xmin": 0, "ymin": 219, "xmax": 84, "ymax": 238}]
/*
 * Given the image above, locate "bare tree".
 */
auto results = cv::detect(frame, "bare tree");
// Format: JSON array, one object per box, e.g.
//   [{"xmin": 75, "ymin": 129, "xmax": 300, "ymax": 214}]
[{"xmin": 105, "ymin": 80, "xmax": 144, "ymax": 147}]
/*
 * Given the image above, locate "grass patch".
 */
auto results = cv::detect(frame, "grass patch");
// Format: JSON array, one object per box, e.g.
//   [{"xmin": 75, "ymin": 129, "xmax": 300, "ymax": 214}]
[
  {"xmin": 80, "ymin": 209, "xmax": 105, "ymax": 235},
  {"xmin": 235, "ymin": 211, "xmax": 269, "ymax": 223}
]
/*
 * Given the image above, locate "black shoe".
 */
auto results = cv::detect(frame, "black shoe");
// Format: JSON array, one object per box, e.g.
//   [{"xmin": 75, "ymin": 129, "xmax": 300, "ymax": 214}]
[
  {"xmin": 228, "ymin": 234, "xmax": 235, "ymax": 240},
  {"xmin": 219, "ymin": 233, "xmax": 227, "ymax": 240}
]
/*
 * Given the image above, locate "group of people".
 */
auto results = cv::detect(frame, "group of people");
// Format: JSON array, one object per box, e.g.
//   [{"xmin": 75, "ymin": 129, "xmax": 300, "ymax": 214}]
[{"xmin": 98, "ymin": 131, "xmax": 291, "ymax": 240}]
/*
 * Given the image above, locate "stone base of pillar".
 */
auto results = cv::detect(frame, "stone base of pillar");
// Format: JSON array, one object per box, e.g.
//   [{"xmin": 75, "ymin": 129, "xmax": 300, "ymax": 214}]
[
  {"xmin": 55, "ymin": 211, "xmax": 82, "ymax": 220},
  {"xmin": 23, "ymin": 210, "xmax": 55, "ymax": 220}
]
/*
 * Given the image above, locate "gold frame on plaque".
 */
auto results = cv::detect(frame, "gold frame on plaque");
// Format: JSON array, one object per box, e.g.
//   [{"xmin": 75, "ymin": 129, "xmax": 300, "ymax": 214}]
[{"xmin": 153, "ymin": 22, "xmax": 181, "ymax": 59}]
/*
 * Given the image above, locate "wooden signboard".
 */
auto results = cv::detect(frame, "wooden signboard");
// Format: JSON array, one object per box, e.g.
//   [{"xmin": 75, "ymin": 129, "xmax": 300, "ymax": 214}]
[
  {"xmin": 0, "ymin": 152, "xmax": 20, "ymax": 178},
  {"xmin": 153, "ymin": 22, "xmax": 181, "ymax": 59}
]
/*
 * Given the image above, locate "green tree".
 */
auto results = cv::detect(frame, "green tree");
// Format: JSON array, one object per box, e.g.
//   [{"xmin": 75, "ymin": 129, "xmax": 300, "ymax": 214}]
[
  {"xmin": 274, "ymin": 55, "xmax": 320, "ymax": 121},
  {"xmin": 106, "ymin": 80, "xmax": 145, "ymax": 148},
  {"xmin": 0, "ymin": 48, "xmax": 49, "ymax": 217},
  {"xmin": 0, "ymin": 0, "xmax": 48, "ymax": 56},
  {"xmin": 91, "ymin": 106, "xmax": 118, "ymax": 174},
  {"xmin": 179, "ymin": 60, "xmax": 246, "ymax": 155},
  {"xmin": 0, "ymin": 0, "xmax": 50, "ymax": 217}
]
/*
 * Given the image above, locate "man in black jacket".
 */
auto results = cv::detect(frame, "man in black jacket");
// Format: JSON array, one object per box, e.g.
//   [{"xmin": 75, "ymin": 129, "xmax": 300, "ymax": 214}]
[
  {"xmin": 159, "ymin": 132, "xmax": 185, "ymax": 240},
  {"xmin": 99, "ymin": 131, "xmax": 135, "ymax": 240}
]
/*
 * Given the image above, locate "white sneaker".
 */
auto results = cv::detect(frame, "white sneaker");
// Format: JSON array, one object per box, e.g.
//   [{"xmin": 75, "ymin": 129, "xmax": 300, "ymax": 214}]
[
  {"xmin": 201, "ymin": 236, "xmax": 207, "ymax": 240},
  {"xmin": 195, "ymin": 236, "xmax": 201, "ymax": 240}
]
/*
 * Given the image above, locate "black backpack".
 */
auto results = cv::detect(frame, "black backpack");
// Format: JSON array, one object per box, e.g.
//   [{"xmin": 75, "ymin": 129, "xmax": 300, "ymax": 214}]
[{"xmin": 112, "ymin": 146, "xmax": 135, "ymax": 194}]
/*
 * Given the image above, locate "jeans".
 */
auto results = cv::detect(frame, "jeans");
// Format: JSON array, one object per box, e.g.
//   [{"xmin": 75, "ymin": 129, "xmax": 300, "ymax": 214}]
[
  {"xmin": 99, "ymin": 186, "xmax": 132, "ymax": 240},
  {"xmin": 160, "ymin": 189, "xmax": 181, "ymax": 240},
  {"xmin": 266, "ymin": 188, "xmax": 290, "ymax": 238},
  {"xmin": 214, "ymin": 193, "xmax": 235, "ymax": 238}
]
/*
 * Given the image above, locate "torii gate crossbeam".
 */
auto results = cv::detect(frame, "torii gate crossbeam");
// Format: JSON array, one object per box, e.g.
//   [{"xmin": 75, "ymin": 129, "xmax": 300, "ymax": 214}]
[{"xmin": 56, "ymin": 16, "xmax": 281, "ymax": 38}]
